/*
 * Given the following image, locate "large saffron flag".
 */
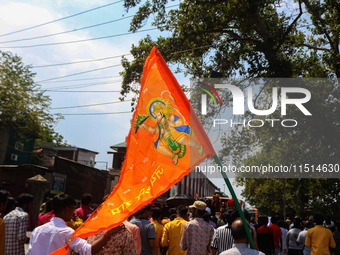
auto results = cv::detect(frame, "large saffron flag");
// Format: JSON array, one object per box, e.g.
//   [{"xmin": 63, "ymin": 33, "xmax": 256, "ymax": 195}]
[{"xmin": 51, "ymin": 46, "xmax": 215, "ymax": 254}]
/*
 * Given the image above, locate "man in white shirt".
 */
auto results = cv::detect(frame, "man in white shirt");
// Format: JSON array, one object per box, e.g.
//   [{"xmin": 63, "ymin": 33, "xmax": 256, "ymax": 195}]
[
  {"xmin": 296, "ymin": 221, "xmax": 313, "ymax": 255},
  {"xmin": 286, "ymin": 218, "xmax": 303, "ymax": 255},
  {"xmin": 27, "ymin": 194, "xmax": 122, "ymax": 255}
]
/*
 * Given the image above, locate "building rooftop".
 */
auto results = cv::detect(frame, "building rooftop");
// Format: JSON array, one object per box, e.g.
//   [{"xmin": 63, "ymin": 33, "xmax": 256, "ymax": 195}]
[
  {"xmin": 40, "ymin": 143, "xmax": 98, "ymax": 154},
  {"xmin": 110, "ymin": 142, "xmax": 126, "ymax": 151}
]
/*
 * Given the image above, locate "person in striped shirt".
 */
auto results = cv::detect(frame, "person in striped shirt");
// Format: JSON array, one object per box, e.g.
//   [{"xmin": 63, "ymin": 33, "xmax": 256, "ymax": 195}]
[{"xmin": 211, "ymin": 207, "xmax": 240, "ymax": 255}]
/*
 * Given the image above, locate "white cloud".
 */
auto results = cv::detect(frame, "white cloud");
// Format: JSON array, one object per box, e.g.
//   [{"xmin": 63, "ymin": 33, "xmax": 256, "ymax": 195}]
[
  {"xmin": 0, "ymin": 0, "xmax": 172, "ymax": 169},
  {"xmin": 0, "ymin": 1, "xmax": 135, "ymax": 110}
]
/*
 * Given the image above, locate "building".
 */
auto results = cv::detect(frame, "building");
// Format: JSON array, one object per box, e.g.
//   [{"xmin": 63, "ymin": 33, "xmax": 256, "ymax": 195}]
[
  {"xmin": 0, "ymin": 127, "xmax": 39, "ymax": 165},
  {"xmin": 1, "ymin": 140, "xmax": 113, "ymax": 224},
  {"xmin": 107, "ymin": 142, "xmax": 127, "ymax": 189},
  {"xmin": 170, "ymin": 170, "xmax": 219, "ymax": 198},
  {"xmin": 37, "ymin": 143, "xmax": 98, "ymax": 167}
]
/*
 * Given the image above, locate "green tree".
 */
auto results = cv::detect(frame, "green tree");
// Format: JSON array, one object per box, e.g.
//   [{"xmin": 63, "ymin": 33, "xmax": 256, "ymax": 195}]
[
  {"xmin": 120, "ymin": 0, "xmax": 340, "ymax": 217},
  {"xmin": 120, "ymin": 0, "xmax": 339, "ymax": 99},
  {"xmin": 0, "ymin": 51, "xmax": 65, "ymax": 145}
]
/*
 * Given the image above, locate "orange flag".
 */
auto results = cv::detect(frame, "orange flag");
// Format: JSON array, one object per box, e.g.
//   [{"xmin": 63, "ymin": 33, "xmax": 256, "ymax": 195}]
[{"xmin": 51, "ymin": 46, "xmax": 215, "ymax": 254}]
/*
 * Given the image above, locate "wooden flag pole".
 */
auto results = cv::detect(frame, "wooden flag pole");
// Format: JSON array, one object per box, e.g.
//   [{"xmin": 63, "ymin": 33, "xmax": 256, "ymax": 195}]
[{"xmin": 213, "ymin": 155, "xmax": 256, "ymax": 249}]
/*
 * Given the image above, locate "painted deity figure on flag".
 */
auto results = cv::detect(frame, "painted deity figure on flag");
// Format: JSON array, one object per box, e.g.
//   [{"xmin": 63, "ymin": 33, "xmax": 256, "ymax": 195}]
[{"xmin": 135, "ymin": 91, "xmax": 203, "ymax": 165}]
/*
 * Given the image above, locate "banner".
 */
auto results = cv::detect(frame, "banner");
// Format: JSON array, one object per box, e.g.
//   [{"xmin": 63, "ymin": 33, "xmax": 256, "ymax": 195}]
[{"xmin": 51, "ymin": 46, "xmax": 215, "ymax": 254}]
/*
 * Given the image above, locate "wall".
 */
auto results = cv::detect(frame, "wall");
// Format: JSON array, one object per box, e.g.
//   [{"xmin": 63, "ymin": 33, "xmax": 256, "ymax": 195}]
[
  {"xmin": 76, "ymin": 150, "xmax": 96, "ymax": 166},
  {"xmin": 0, "ymin": 127, "xmax": 9, "ymax": 164},
  {"xmin": 52, "ymin": 156, "xmax": 111, "ymax": 204}
]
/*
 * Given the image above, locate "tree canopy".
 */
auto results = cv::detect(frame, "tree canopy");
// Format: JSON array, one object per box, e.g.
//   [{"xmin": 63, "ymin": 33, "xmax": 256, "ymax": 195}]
[
  {"xmin": 0, "ymin": 51, "xmax": 65, "ymax": 145},
  {"xmin": 121, "ymin": 0, "xmax": 340, "ymax": 217}
]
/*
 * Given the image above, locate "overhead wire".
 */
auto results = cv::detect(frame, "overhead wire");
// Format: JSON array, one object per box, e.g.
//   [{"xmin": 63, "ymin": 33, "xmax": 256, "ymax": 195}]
[
  {"xmin": 0, "ymin": 28, "xmax": 159, "ymax": 49},
  {"xmin": 43, "ymin": 90, "xmax": 121, "ymax": 92},
  {"xmin": 44, "ymin": 80, "xmax": 122, "ymax": 90},
  {"xmin": 33, "ymin": 45, "xmax": 210, "ymax": 69},
  {"xmin": 36, "ymin": 45, "xmax": 213, "ymax": 83},
  {"xmin": 60, "ymin": 111, "xmax": 131, "ymax": 115},
  {"xmin": 0, "ymin": 16, "xmax": 133, "ymax": 44},
  {"xmin": 0, "ymin": 3, "xmax": 179, "ymax": 42},
  {"xmin": 36, "ymin": 64, "xmax": 122, "ymax": 83},
  {"xmin": 51, "ymin": 99, "xmax": 132, "ymax": 109},
  {"xmin": 0, "ymin": 0, "xmax": 124, "ymax": 38},
  {"xmin": 40, "ymin": 75, "xmax": 121, "ymax": 83},
  {"xmin": 32, "ymin": 54, "xmax": 131, "ymax": 68}
]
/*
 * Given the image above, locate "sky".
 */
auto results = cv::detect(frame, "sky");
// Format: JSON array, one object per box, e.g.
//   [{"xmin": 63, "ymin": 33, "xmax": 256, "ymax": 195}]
[{"xmin": 0, "ymin": 0, "xmax": 248, "ymax": 200}]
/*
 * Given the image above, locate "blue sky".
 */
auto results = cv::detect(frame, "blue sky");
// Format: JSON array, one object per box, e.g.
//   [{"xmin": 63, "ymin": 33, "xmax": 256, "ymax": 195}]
[
  {"xmin": 0, "ymin": 0, "xmax": 254, "ymax": 200},
  {"xmin": 0, "ymin": 0, "xmax": 170, "ymax": 166}
]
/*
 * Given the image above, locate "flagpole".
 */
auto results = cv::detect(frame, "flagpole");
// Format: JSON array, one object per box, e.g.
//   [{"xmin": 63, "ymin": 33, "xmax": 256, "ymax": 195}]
[{"xmin": 213, "ymin": 155, "xmax": 256, "ymax": 249}]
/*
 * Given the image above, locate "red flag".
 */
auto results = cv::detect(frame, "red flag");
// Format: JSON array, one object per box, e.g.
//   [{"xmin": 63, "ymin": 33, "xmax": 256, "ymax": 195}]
[{"xmin": 51, "ymin": 46, "xmax": 215, "ymax": 254}]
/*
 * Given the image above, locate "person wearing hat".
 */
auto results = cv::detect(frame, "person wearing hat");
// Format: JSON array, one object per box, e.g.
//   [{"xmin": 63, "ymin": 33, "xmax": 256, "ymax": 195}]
[{"xmin": 180, "ymin": 201, "xmax": 215, "ymax": 255}]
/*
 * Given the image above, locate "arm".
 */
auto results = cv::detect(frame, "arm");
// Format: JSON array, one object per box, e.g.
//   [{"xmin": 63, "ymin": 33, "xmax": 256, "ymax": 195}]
[
  {"xmin": 161, "ymin": 224, "xmax": 169, "ymax": 248},
  {"xmin": 180, "ymin": 224, "xmax": 188, "ymax": 251},
  {"xmin": 18, "ymin": 214, "xmax": 28, "ymax": 243},
  {"xmin": 271, "ymin": 235, "xmax": 275, "ymax": 251},
  {"xmin": 305, "ymin": 231, "xmax": 311, "ymax": 248},
  {"xmin": 140, "ymin": 123, "xmax": 158, "ymax": 134},
  {"xmin": 148, "ymin": 239, "xmax": 158, "ymax": 255},
  {"xmin": 133, "ymin": 226, "xmax": 142, "ymax": 254},
  {"xmin": 207, "ymin": 228, "xmax": 214, "ymax": 253},
  {"xmin": 296, "ymin": 232, "xmax": 302, "ymax": 246},
  {"xmin": 278, "ymin": 228, "xmax": 283, "ymax": 251},
  {"xmin": 211, "ymin": 249, "xmax": 217, "ymax": 255},
  {"xmin": 0, "ymin": 220, "xmax": 5, "ymax": 255},
  {"xmin": 210, "ymin": 228, "xmax": 219, "ymax": 255},
  {"xmin": 286, "ymin": 232, "xmax": 290, "ymax": 249},
  {"xmin": 329, "ymin": 230, "xmax": 336, "ymax": 249},
  {"xmin": 147, "ymin": 222, "xmax": 157, "ymax": 255}
]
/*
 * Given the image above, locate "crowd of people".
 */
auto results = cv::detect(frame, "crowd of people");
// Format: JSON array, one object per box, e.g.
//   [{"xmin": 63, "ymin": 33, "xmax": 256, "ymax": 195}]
[{"xmin": 0, "ymin": 190, "xmax": 339, "ymax": 255}]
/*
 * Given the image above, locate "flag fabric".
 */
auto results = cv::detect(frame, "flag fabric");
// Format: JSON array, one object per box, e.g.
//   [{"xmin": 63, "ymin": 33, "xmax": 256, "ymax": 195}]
[{"xmin": 51, "ymin": 46, "xmax": 215, "ymax": 254}]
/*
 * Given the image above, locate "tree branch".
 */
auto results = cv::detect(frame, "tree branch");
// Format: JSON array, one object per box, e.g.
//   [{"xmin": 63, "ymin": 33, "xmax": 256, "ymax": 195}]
[
  {"xmin": 278, "ymin": 0, "xmax": 303, "ymax": 47},
  {"xmin": 298, "ymin": 43, "xmax": 331, "ymax": 51},
  {"xmin": 182, "ymin": 28, "xmax": 259, "ymax": 44},
  {"xmin": 301, "ymin": 0, "xmax": 337, "ymax": 53}
]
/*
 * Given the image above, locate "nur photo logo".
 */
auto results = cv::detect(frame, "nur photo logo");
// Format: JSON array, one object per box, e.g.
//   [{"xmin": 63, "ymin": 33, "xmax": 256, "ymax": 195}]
[{"xmin": 194, "ymin": 79, "xmax": 313, "ymax": 128}]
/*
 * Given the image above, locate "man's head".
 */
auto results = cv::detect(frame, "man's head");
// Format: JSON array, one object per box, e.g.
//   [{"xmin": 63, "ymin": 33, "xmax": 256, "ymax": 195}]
[
  {"xmin": 45, "ymin": 197, "xmax": 53, "ymax": 213},
  {"xmin": 17, "ymin": 193, "xmax": 34, "ymax": 212},
  {"xmin": 169, "ymin": 207, "xmax": 177, "ymax": 215},
  {"xmin": 0, "ymin": 190, "xmax": 9, "ymax": 213},
  {"xmin": 203, "ymin": 212, "xmax": 212, "ymax": 223},
  {"xmin": 304, "ymin": 221, "xmax": 314, "ymax": 229},
  {"xmin": 3, "ymin": 196, "xmax": 15, "ymax": 215},
  {"xmin": 314, "ymin": 214, "xmax": 324, "ymax": 225},
  {"xmin": 271, "ymin": 215, "xmax": 280, "ymax": 224},
  {"xmin": 136, "ymin": 204, "xmax": 152, "ymax": 219},
  {"xmin": 81, "ymin": 194, "xmax": 92, "ymax": 206},
  {"xmin": 222, "ymin": 207, "xmax": 239, "ymax": 226},
  {"xmin": 151, "ymin": 207, "xmax": 162, "ymax": 221},
  {"xmin": 189, "ymin": 201, "xmax": 207, "ymax": 218},
  {"xmin": 177, "ymin": 205, "xmax": 189, "ymax": 219},
  {"xmin": 292, "ymin": 217, "xmax": 302, "ymax": 229},
  {"xmin": 258, "ymin": 216, "xmax": 269, "ymax": 226},
  {"xmin": 231, "ymin": 218, "xmax": 248, "ymax": 243},
  {"xmin": 53, "ymin": 194, "xmax": 76, "ymax": 221}
]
